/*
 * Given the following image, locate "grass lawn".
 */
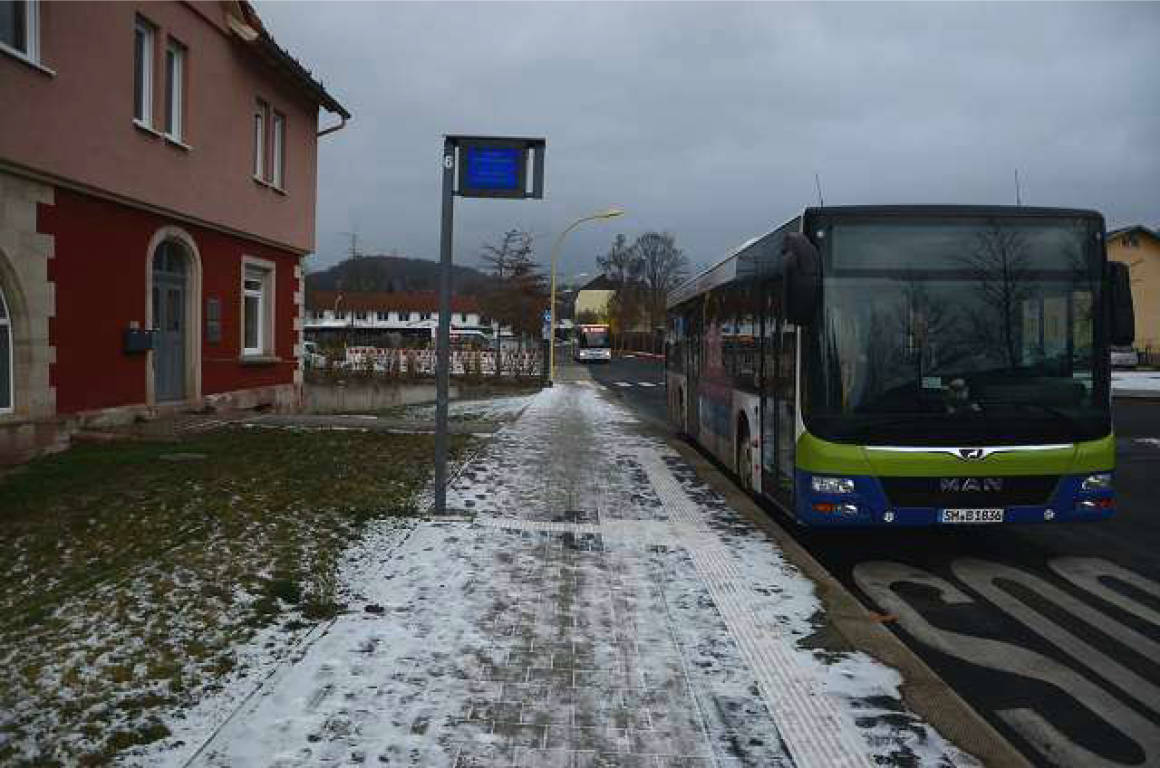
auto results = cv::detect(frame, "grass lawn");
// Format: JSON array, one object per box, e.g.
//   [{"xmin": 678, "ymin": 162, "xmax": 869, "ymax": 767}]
[{"xmin": 0, "ymin": 426, "xmax": 464, "ymax": 766}]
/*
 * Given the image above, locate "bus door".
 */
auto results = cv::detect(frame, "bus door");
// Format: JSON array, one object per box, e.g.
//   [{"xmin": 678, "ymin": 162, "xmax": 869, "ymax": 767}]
[
  {"xmin": 760, "ymin": 287, "xmax": 795, "ymax": 506},
  {"xmin": 686, "ymin": 304, "xmax": 702, "ymax": 438}
]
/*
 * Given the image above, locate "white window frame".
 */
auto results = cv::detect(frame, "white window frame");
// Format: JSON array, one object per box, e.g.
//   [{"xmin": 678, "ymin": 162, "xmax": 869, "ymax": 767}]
[
  {"xmin": 134, "ymin": 17, "xmax": 154, "ymax": 128},
  {"xmin": 0, "ymin": 283, "xmax": 11, "ymax": 415},
  {"xmin": 253, "ymin": 99, "xmax": 267, "ymax": 180},
  {"xmin": 0, "ymin": 0, "xmax": 39, "ymax": 64},
  {"xmin": 164, "ymin": 38, "xmax": 184, "ymax": 141},
  {"xmin": 240, "ymin": 257, "xmax": 275, "ymax": 357},
  {"xmin": 271, "ymin": 111, "xmax": 285, "ymax": 189}
]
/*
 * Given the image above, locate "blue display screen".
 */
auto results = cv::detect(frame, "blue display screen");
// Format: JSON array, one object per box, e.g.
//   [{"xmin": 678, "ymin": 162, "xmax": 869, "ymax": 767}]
[{"xmin": 463, "ymin": 146, "xmax": 522, "ymax": 191}]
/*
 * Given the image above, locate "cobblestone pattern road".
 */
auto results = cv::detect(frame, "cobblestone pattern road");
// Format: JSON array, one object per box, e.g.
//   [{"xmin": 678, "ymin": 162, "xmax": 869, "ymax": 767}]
[{"xmin": 190, "ymin": 380, "xmax": 968, "ymax": 768}]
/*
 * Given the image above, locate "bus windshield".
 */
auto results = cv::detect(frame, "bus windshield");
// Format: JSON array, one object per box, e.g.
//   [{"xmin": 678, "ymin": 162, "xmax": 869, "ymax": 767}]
[
  {"xmin": 579, "ymin": 327, "xmax": 610, "ymax": 348},
  {"xmin": 804, "ymin": 214, "xmax": 1108, "ymax": 445}
]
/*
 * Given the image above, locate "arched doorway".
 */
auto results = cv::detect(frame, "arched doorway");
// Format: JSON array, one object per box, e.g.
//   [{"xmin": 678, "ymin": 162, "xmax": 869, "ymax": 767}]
[
  {"xmin": 152, "ymin": 240, "xmax": 189, "ymax": 401},
  {"xmin": 0, "ymin": 281, "xmax": 11, "ymax": 413}
]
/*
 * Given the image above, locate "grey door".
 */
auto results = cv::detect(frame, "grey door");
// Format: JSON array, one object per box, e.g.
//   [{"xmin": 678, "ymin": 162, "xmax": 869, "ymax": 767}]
[
  {"xmin": 153, "ymin": 245, "xmax": 186, "ymax": 402},
  {"xmin": 760, "ymin": 283, "xmax": 795, "ymax": 505}
]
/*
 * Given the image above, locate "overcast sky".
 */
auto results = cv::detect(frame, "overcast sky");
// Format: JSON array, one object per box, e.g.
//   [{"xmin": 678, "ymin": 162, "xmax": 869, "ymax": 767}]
[{"xmin": 257, "ymin": 1, "xmax": 1160, "ymax": 279}]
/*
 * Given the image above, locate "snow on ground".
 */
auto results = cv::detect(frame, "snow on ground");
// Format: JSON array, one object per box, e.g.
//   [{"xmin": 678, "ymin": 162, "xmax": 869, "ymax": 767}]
[
  {"xmin": 168, "ymin": 383, "xmax": 977, "ymax": 767},
  {"xmin": 382, "ymin": 392, "xmax": 539, "ymax": 424},
  {"xmin": 131, "ymin": 519, "xmax": 419, "ymax": 768}
]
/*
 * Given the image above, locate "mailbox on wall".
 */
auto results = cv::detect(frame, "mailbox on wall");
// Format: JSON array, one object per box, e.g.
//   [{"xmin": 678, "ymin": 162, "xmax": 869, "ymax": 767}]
[{"xmin": 123, "ymin": 328, "xmax": 155, "ymax": 354}]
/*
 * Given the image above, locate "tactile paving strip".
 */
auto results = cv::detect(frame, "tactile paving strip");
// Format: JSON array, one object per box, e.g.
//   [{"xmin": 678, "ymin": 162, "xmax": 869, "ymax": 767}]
[{"xmin": 634, "ymin": 449, "xmax": 876, "ymax": 768}]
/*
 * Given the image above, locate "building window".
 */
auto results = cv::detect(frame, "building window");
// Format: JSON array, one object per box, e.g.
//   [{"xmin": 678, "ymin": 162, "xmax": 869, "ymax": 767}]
[
  {"xmin": 354, "ymin": 310, "xmax": 367, "ymax": 321},
  {"xmin": 0, "ymin": 283, "xmax": 10, "ymax": 413},
  {"xmin": 271, "ymin": 112, "xmax": 285, "ymax": 188},
  {"xmin": 420, "ymin": 312, "xmax": 431, "ymax": 321},
  {"xmin": 164, "ymin": 39, "xmax": 185, "ymax": 141},
  {"xmin": 1, "ymin": 0, "xmax": 38, "ymax": 62},
  {"xmin": 377, "ymin": 311, "xmax": 388, "ymax": 321},
  {"xmin": 253, "ymin": 100, "xmax": 268, "ymax": 179},
  {"xmin": 133, "ymin": 17, "xmax": 155, "ymax": 127},
  {"xmin": 242, "ymin": 261, "xmax": 273, "ymax": 356}
]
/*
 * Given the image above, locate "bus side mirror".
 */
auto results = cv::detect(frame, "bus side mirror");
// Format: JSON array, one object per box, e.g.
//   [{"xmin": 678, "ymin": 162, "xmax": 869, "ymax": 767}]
[
  {"xmin": 1108, "ymin": 261, "xmax": 1135, "ymax": 346},
  {"xmin": 784, "ymin": 233, "xmax": 821, "ymax": 325}
]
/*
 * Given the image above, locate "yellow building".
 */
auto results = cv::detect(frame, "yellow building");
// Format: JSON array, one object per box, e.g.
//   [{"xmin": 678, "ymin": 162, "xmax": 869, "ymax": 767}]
[
  {"xmin": 573, "ymin": 274, "xmax": 616, "ymax": 323},
  {"xmin": 1108, "ymin": 226, "xmax": 1160, "ymax": 351}
]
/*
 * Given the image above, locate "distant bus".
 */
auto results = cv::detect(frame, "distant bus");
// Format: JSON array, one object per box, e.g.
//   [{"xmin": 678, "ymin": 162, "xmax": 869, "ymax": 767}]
[
  {"xmin": 574, "ymin": 324, "xmax": 612, "ymax": 362},
  {"xmin": 666, "ymin": 205, "xmax": 1134, "ymax": 527}
]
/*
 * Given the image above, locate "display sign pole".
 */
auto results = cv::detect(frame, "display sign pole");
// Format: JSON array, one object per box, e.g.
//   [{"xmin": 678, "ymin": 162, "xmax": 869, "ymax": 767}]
[
  {"xmin": 433, "ymin": 138, "xmax": 456, "ymax": 516},
  {"xmin": 433, "ymin": 135, "xmax": 545, "ymax": 516}
]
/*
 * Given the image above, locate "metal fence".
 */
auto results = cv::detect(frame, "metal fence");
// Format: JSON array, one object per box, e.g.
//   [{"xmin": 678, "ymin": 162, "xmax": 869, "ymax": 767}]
[{"xmin": 310, "ymin": 347, "xmax": 542, "ymax": 378}]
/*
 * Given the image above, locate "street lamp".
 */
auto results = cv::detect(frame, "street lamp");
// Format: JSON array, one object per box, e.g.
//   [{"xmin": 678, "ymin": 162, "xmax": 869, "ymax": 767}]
[{"xmin": 547, "ymin": 209, "xmax": 624, "ymax": 384}]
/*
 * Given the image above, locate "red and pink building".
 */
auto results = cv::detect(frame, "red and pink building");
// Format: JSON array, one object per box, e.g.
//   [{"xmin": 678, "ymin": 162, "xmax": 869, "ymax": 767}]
[{"xmin": 0, "ymin": 1, "xmax": 348, "ymax": 462}]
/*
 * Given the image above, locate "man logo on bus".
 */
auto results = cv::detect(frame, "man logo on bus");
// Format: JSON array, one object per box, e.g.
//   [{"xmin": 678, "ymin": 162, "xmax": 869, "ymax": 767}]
[
  {"xmin": 940, "ymin": 477, "xmax": 1003, "ymax": 492},
  {"xmin": 958, "ymin": 448, "xmax": 985, "ymax": 460}
]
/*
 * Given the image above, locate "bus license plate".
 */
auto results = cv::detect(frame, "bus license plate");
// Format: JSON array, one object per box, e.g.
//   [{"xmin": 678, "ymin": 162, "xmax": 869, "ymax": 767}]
[{"xmin": 941, "ymin": 508, "xmax": 1004, "ymax": 524}]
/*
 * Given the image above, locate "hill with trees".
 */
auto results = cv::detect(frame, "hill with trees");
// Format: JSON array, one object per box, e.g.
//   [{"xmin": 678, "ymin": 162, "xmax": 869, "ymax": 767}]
[{"xmin": 305, "ymin": 254, "xmax": 492, "ymax": 295}]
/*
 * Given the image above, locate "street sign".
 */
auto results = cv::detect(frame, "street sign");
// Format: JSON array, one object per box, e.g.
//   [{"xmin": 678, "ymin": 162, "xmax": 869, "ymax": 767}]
[
  {"xmin": 461, "ymin": 143, "xmax": 523, "ymax": 196},
  {"xmin": 542, "ymin": 309, "xmax": 552, "ymax": 323},
  {"xmin": 433, "ymin": 135, "xmax": 546, "ymax": 516},
  {"xmin": 452, "ymin": 136, "xmax": 545, "ymax": 200}
]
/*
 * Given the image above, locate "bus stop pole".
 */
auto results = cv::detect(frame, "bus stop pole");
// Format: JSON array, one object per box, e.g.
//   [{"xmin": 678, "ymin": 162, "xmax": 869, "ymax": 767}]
[{"xmin": 433, "ymin": 138, "xmax": 455, "ymax": 515}]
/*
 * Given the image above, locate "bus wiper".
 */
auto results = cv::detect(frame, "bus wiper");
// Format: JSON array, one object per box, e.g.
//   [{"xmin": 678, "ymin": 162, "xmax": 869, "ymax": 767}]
[{"xmin": 996, "ymin": 402, "xmax": 1079, "ymax": 429}]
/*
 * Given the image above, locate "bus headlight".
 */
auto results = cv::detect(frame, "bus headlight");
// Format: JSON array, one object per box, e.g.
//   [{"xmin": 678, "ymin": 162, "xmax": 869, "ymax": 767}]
[
  {"xmin": 1081, "ymin": 473, "xmax": 1112, "ymax": 491},
  {"xmin": 811, "ymin": 475, "xmax": 855, "ymax": 494}
]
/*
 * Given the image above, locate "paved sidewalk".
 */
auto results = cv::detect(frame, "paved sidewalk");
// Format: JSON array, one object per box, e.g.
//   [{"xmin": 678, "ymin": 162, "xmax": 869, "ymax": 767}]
[{"xmin": 180, "ymin": 376, "xmax": 976, "ymax": 768}]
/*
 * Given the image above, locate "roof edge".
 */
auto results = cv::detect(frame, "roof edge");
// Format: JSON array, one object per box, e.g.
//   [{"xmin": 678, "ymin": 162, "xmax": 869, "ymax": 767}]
[{"xmin": 231, "ymin": 2, "xmax": 351, "ymax": 119}]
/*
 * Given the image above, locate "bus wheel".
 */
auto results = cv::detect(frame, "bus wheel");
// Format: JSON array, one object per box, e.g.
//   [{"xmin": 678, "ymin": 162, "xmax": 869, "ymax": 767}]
[{"xmin": 736, "ymin": 420, "xmax": 753, "ymax": 493}]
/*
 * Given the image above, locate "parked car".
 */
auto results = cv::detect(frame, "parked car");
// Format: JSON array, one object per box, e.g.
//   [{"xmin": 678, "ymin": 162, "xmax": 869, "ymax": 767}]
[{"xmin": 1111, "ymin": 346, "xmax": 1139, "ymax": 368}]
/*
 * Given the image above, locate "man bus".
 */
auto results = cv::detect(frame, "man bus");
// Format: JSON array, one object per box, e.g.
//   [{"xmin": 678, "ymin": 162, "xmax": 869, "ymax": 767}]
[
  {"xmin": 574, "ymin": 323, "xmax": 612, "ymax": 363},
  {"xmin": 666, "ymin": 205, "xmax": 1134, "ymax": 527}
]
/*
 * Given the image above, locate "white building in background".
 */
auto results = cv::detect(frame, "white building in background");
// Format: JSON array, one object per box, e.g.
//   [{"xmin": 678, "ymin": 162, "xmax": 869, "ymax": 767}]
[{"xmin": 304, "ymin": 290, "xmax": 509, "ymax": 345}]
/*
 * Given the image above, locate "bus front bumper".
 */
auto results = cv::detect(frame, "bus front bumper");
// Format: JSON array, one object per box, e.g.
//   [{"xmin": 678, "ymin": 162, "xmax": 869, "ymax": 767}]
[{"xmin": 792, "ymin": 471, "xmax": 1116, "ymax": 527}]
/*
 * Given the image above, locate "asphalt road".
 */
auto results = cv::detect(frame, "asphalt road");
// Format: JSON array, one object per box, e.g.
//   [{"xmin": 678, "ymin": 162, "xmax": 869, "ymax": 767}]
[{"xmin": 590, "ymin": 354, "xmax": 1160, "ymax": 768}]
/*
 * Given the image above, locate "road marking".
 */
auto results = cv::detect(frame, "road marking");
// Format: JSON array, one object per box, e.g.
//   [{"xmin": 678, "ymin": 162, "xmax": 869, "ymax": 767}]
[
  {"xmin": 855, "ymin": 558, "xmax": 1160, "ymax": 767},
  {"xmin": 615, "ymin": 381, "xmax": 633, "ymax": 388},
  {"xmin": 1049, "ymin": 557, "xmax": 1160, "ymax": 627},
  {"xmin": 637, "ymin": 381, "xmax": 657, "ymax": 387}
]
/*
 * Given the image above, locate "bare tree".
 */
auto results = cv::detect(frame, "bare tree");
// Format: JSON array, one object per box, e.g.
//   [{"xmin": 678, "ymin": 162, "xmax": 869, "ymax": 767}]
[
  {"xmin": 632, "ymin": 232, "xmax": 688, "ymax": 330},
  {"xmin": 479, "ymin": 229, "xmax": 534, "ymax": 282},
  {"xmin": 957, "ymin": 222, "xmax": 1036, "ymax": 369},
  {"xmin": 478, "ymin": 230, "xmax": 546, "ymax": 353},
  {"xmin": 598, "ymin": 234, "xmax": 645, "ymax": 345},
  {"xmin": 597, "ymin": 234, "xmax": 638, "ymax": 284}
]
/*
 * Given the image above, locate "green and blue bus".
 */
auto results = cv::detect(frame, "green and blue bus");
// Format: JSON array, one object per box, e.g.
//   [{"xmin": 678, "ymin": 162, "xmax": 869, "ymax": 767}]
[{"xmin": 665, "ymin": 206, "xmax": 1135, "ymax": 527}]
